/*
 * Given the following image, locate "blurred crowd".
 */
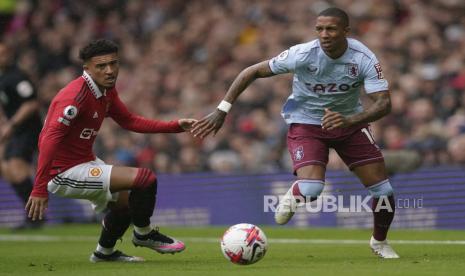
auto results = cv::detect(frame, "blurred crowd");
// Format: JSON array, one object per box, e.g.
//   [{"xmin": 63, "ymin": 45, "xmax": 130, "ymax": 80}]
[{"xmin": 1, "ymin": 0, "xmax": 465, "ymax": 173}]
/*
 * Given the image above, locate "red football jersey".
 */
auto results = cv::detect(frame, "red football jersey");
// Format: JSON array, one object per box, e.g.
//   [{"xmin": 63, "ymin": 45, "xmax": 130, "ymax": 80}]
[{"xmin": 32, "ymin": 74, "xmax": 183, "ymax": 197}]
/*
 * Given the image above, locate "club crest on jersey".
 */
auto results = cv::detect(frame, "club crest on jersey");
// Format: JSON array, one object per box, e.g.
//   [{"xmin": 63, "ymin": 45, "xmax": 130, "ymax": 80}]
[
  {"xmin": 294, "ymin": 146, "xmax": 304, "ymax": 161},
  {"xmin": 346, "ymin": 63, "xmax": 359, "ymax": 78},
  {"xmin": 88, "ymin": 167, "xmax": 102, "ymax": 178},
  {"xmin": 63, "ymin": 105, "xmax": 78, "ymax": 119}
]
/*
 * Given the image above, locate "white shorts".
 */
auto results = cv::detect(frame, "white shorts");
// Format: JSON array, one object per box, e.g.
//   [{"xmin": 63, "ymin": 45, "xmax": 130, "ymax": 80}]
[{"xmin": 47, "ymin": 158, "xmax": 118, "ymax": 213}]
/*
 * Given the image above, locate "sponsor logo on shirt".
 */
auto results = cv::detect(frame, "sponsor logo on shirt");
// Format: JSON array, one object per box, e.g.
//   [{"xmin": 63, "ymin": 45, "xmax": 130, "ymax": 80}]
[
  {"xmin": 374, "ymin": 63, "xmax": 384, "ymax": 79},
  {"xmin": 80, "ymin": 128, "xmax": 98, "ymax": 139},
  {"xmin": 88, "ymin": 167, "xmax": 102, "ymax": 178},
  {"xmin": 304, "ymin": 81, "xmax": 363, "ymax": 93}
]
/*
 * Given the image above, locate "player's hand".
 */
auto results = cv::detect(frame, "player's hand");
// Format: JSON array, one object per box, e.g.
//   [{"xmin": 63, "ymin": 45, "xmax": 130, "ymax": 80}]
[
  {"xmin": 178, "ymin": 118, "xmax": 198, "ymax": 131},
  {"xmin": 190, "ymin": 109, "xmax": 227, "ymax": 138},
  {"xmin": 0, "ymin": 122, "xmax": 14, "ymax": 143},
  {"xmin": 25, "ymin": 196, "xmax": 48, "ymax": 221},
  {"xmin": 321, "ymin": 108, "xmax": 351, "ymax": 130}
]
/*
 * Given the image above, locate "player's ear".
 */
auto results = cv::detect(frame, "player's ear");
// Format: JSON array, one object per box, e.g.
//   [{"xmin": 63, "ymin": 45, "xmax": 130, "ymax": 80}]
[
  {"xmin": 83, "ymin": 62, "xmax": 89, "ymax": 70},
  {"xmin": 344, "ymin": 26, "xmax": 350, "ymax": 35}
]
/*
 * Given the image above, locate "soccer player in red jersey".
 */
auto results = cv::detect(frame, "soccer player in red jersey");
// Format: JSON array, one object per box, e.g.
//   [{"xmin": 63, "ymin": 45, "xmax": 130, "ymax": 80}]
[{"xmin": 26, "ymin": 39, "xmax": 196, "ymax": 262}]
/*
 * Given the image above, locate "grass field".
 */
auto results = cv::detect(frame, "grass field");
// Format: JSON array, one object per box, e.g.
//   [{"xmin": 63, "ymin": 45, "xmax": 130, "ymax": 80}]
[{"xmin": 1, "ymin": 224, "xmax": 464, "ymax": 276}]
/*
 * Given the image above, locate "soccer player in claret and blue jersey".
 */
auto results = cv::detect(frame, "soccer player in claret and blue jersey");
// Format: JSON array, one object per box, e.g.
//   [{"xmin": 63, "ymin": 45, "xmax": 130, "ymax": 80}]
[
  {"xmin": 26, "ymin": 39, "xmax": 197, "ymax": 262},
  {"xmin": 192, "ymin": 7, "xmax": 399, "ymax": 258}
]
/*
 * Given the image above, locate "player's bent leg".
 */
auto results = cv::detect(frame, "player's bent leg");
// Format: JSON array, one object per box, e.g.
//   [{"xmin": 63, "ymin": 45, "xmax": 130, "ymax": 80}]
[
  {"xmin": 91, "ymin": 192, "xmax": 144, "ymax": 263},
  {"xmin": 3, "ymin": 158, "xmax": 42, "ymax": 230},
  {"xmin": 367, "ymin": 179, "xmax": 398, "ymax": 259},
  {"xmin": 3, "ymin": 159, "xmax": 33, "ymax": 205},
  {"xmin": 275, "ymin": 165, "xmax": 325, "ymax": 225},
  {"xmin": 2, "ymin": 158, "xmax": 31, "ymax": 184},
  {"xmin": 353, "ymin": 162, "xmax": 399, "ymax": 259},
  {"xmin": 111, "ymin": 167, "xmax": 185, "ymax": 254}
]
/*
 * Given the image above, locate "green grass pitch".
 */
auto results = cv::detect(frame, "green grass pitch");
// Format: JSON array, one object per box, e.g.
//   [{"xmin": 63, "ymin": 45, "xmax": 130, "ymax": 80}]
[{"xmin": 1, "ymin": 224, "xmax": 464, "ymax": 275}]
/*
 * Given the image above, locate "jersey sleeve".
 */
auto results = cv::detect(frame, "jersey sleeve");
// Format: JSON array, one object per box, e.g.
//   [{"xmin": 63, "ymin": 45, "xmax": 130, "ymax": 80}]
[
  {"xmin": 108, "ymin": 91, "xmax": 183, "ymax": 133},
  {"xmin": 362, "ymin": 55, "xmax": 389, "ymax": 93},
  {"xmin": 268, "ymin": 45, "xmax": 300, "ymax": 74},
  {"xmin": 31, "ymin": 99, "xmax": 79, "ymax": 197}
]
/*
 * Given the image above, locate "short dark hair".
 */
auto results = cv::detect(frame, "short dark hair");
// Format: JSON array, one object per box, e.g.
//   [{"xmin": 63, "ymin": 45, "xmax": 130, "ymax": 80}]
[
  {"xmin": 318, "ymin": 7, "xmax": 349, "ymax": 27},
  {"xmin": 79, "ymin": 39, "xmax": 119, "ymax": 61}
]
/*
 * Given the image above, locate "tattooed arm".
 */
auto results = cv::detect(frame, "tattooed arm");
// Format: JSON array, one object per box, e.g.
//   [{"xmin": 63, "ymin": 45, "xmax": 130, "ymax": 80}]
[{"xmin": 322, "ymin": 91, "xmax": 391, "ymax": 130}]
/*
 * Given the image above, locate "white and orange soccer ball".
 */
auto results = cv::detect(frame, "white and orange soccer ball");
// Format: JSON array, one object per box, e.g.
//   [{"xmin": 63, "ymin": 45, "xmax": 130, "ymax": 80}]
[{"xmin": 220, "ymin": 223, "xmax": 268, "ymax": 265}]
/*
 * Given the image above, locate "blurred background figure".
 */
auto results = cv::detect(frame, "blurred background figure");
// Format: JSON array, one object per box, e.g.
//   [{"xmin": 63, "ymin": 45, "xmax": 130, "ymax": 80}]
[{"xmin": 0, "ymin": 41, "xmax": 42, "ymax": 229}]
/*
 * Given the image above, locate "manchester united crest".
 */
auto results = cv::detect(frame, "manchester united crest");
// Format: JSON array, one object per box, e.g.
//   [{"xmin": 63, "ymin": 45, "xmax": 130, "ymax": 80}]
[{"xmin": 88, "ymin": 167, "xmax": 102, "ymax": 177}]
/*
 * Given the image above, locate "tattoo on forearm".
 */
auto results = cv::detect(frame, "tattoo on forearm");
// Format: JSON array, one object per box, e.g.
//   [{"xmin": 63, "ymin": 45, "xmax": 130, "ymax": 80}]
[{"xmin": 349, "ymin": 91, "xmax": 391, "ymax": 125}]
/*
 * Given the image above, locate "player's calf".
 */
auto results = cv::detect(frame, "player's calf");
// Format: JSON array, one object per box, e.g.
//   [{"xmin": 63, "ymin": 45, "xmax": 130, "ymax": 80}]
[
  {"xmin": 128, "ymin": 168, "xmax": 186, "ymax": 254},
  {"xmin": 275, "ymin": 179, "xmax": 324, "ymax": 225},
  {"xmin": 367, "ymin": 179, "xmax": 395, "ymax": 242},
  {"xmin": 97, "ymin": 208, "xmax": 131, "ymax": 249},
  {"xmin": 129, "ymin": 168, "xmax": 157, "ymax": 228},
  {"xmin": 367, "ymin": 179, "xmax": 398, "ymax": 258}
]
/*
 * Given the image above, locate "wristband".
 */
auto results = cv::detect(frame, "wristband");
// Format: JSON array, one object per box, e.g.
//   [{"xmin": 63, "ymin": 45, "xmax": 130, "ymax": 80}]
[{"xmin": 217, "ymin": 100, "xmax": 232, "ymax": 113}]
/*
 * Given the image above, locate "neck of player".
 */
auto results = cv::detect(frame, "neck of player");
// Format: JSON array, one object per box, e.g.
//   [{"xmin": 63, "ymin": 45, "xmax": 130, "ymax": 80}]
[{"xmin": 325, "ymin": 39, "xmax": 348, "ymax": 59}]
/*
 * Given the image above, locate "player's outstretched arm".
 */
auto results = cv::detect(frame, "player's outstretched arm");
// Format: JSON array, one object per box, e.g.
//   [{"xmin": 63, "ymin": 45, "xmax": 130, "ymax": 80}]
[
  {"xmin": 191, "ymin": 61, "xmax": 275, "ymax": 138},
  {"xmin": 322, "ymin": 90, "xmax": 391, "ymax": 130}
]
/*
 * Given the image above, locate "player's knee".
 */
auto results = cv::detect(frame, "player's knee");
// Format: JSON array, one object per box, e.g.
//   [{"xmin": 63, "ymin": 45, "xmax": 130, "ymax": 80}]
[
  {"xmin": 296, "ymin": 179, "xmax": 324, "ymax": 198},
  {"xmin": 3, "ymin": 162, "xmax": 30, "ymax": 183},
  {"xmin": 132, "ymin": 168, "xmax": 157, "ymax": 192},
  {"xmin": 367, "ymin": 179, "xmax": 393, "ymax": 198}
]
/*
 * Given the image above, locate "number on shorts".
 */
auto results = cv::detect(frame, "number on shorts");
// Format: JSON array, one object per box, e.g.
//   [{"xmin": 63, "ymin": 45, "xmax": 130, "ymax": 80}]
[{"xmin": 361, "ymin": 127, "xmax": 375, "ymax": 144}]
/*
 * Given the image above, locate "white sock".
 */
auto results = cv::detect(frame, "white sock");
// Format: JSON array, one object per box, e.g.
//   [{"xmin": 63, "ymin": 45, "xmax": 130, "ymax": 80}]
[
  {"xmin": 134, "ymin": 225, "xmax": 152, "ymax": 235},
  {"xmin": 96, "ymin": 244, "xmax": 114, "ymax": 255}
]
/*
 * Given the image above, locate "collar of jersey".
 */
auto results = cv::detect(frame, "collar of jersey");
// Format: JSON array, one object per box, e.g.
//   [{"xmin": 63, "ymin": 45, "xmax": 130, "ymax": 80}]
[{"xmin": 82, "ymin": 71, "xmax": 104, "ymax": 99}]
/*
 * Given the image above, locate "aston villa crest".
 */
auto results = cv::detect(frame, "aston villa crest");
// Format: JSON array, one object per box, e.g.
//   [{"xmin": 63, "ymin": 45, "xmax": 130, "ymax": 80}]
[
  {"xmin": 346, "ymin": 63, "xmax": 359, "ymax": 77},
  {"xmin": 294, "ymin": 146, "xmax": 304, "ymax": 161}
]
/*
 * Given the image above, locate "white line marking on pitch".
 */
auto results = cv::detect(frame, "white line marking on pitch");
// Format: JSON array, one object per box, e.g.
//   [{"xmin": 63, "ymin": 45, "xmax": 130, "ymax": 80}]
[{"xmin": 1, "ymin": 235, "xmax": 465, "ymax": 245}]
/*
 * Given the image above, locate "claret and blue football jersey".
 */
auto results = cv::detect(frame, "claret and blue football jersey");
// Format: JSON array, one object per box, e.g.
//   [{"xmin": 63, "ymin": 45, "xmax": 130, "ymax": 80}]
[{"xmin": 269, "ymin": 38, "xmax": 388, "ymax": 125}]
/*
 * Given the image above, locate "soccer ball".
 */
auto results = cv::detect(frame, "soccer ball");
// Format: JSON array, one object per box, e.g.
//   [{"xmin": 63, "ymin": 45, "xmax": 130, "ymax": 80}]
[{"xmin": 220, "ymin": 223, "xmax": 268, "ymax": 265}]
